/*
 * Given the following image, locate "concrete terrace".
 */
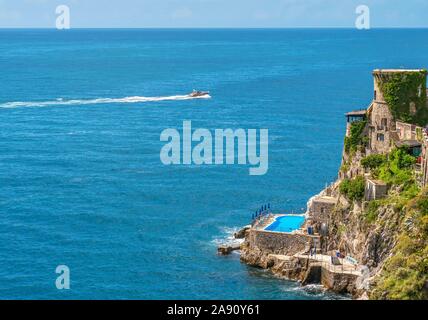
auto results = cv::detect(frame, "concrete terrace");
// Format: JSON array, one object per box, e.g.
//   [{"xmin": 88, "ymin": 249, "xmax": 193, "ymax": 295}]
[{"xmin": 295, "ymin": 253, "xmax": 361, "ymax": 276}]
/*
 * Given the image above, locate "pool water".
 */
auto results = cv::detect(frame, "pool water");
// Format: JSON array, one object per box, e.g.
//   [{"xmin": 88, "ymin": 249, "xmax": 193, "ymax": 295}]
[{"xmin": 265, "ymin": 215, "xmax": 305, "ymax": 233}]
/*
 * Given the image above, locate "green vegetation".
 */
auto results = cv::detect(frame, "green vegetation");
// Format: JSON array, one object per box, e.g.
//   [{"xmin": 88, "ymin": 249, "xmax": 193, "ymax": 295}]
[
  {"xmin": 344, "ymin": 120, "xmax": 367, "ymax": 153},
  {"xmin": 416, "ymin": 127, "xmax": 423, "ymax": 142},
  {"xmin": 377, "ymin": 148, "xmax": 417, "ymax": 188},
  {"xmin": 337, "ymin": 224, "xmax": 347, "ymax": 235},
  {"xmin": 340, "ymin": 161, "xmax": 350, "ymax": 173},
  {"xmin": 416, "ymin": 192, "xmax": 428, "ymax": 215},
  {"xmin": 362, "ymin": 147, "xmax": 418, "ymax": 218},
  {"xmin": 339, "ymin": 176, "xmax": 365, "ymax": 201},
  {"xmin": 361, "ymin": 148, "xmax": 417, "ymax": 190},
  {"xmin": 371, "ymin": 188, "xmax": 428, "ymax": 300},
  {"xmin": 379, "ymin": 71, "xmax": 428, "ymax": 126},
  {"xmin": 338, "ymin": 72, "xmax": 428, "ymax": 297},
  {"xmin": 364, "ymin": 200, "xmax": 380, "ymax": 223},
  {"xmin": 340, "ymin": 149, "xmax": 413, "ymax": 202},
  {"xmin": 361, "ymin": 154, "xmax": 387, "ymax": 171},
  {"xmin": 359, "ymin": 147, "xmax": 426, "ymax": 299}
]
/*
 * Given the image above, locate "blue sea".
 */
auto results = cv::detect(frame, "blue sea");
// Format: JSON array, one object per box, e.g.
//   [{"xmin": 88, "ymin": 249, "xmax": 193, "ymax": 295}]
[{"xmin": 1, "ymin": 29, "xmax": 427, "ymax": 300}]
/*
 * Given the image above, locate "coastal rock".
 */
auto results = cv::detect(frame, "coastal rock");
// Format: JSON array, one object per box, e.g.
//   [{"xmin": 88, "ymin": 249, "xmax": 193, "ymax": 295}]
[
  {"xmin": 234, "ymin": 225, "xmax": 251, "ymax": 239},
  {"xmin": 217, "ymin": 243, "xmax": 241, "ymax": 255},
  {"xmin": 268, "ymin": 255, "xmax": 303, "ymax": 279},
  {"xmin": 239, "ymin": 175, "xmax": 406, "ymax": 298}
]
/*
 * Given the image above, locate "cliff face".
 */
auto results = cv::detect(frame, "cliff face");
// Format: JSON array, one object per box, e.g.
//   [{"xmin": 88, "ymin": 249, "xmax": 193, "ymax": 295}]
[
  {"xmin": 326, "ymin": 194, "xmax": 399, "ymax": 270},
  {"xmin": 325, "ymin": 123, "xmax": 428, "ymax": 299},
  {"xmin": 240, "ymin": 68, "xmax": 428, "ymax": 298},
  {"xmin": 326, "ymin": 180, "xmax": 428, "ymax": 299},
  {"xmin": 321, "ymin": 181, "xmax": 405, "ymax": 298},
  {"xmin": 239, "ymin": 120, "xmax": 428, "ymax": 299},
  {"xmin": 370, "ymin": 189, "xmax": 428, "ymax": 299}
]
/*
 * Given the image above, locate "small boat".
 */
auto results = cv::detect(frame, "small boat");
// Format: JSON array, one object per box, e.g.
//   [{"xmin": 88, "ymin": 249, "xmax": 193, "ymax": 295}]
[{"xmin": 189, "ymin": 90, "xmax": 210, "ymax": 97}]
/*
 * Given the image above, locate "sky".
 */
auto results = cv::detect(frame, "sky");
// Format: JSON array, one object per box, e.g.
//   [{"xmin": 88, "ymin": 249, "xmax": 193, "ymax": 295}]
[{"xmin": 0, "ymin": 0, "xmax": 427, "ymax": 28}]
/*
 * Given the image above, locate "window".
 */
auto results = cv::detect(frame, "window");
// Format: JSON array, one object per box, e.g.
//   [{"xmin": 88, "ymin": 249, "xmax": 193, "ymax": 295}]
[
  {"xmin": 381, "ymin": 118, "xmax": 388, "ymax": 128},
  {"xmin": 377, "ymin": 133, "xmax": 385, "ymax": 142},
  {"xmin": 374, "ymin": 90, "xmax": 377, "ymax": 100}
]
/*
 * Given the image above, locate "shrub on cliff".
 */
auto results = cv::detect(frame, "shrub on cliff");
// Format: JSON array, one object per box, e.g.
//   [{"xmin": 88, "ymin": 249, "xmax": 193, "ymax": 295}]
[
  {"xmin": 364, "ymin": 200, "xmax": 380, "ymax": 223},
  {"xmin": 378, "ymin": 148, "xmax": 416, "ymax": 188},
  {"xmin": 361, "ymin": 154, "xmax": 387, "ymax": 171},
  {"xmin": 416, "ymin": 194, "xmax": 428, "ymax": 216},
  {"xmin": 361, "ymin": 148, "xmax": 417, "ymax": 191},
  {"xmin": 339, "ymin": 176, "xmax": 365, "ymax": 201},
  {"xmin": 344, "ymin": 120, "xmax": 367, "ymax": 153}
]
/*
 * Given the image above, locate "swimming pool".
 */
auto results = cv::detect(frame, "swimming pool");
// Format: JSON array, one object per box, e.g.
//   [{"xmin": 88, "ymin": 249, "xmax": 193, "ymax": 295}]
[{"xmin": 264, "ymin": 215, "xmax": 305, "ymax": 233}]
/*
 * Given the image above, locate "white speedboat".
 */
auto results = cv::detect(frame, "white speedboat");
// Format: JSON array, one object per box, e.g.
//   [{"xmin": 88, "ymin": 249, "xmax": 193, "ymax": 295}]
[{"xmin": 189, "ymin": 90, "xmax": 210, "ymax": 97}]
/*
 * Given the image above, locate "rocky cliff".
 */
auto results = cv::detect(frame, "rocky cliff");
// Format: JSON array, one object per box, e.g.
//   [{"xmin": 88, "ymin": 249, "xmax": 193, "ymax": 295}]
[
  {"xmin": 240, "ymin": 120, "xmax": 428, "ymax": 300},
  {"xmin": 330, "ymin": 121, "xmax": 428, "ymax": 299}
]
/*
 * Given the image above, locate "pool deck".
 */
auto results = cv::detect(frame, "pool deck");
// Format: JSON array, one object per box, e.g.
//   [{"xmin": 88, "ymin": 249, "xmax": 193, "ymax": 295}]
[
  {"xmin": 252, "ymin": 214, "xmax": 362, "ymax": 277},
  {"xmin": 244, "ymin": 214, "xmax": 362, "ymax": 295}
]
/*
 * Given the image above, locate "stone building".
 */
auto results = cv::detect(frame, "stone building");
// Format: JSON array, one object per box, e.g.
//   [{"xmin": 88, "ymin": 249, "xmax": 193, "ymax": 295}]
[
  {"xmin": 308, "ymin": 196, "xmax": 337, "ymax": 224},
  {"xmin": 365, "ymin": 179, "xmax": 388, "ymax": 201},
  {"xmin": 344, "ymin": 69, "xmax": 428, "ymax": 190},
  {"xmin": 396, "ymin": 121, "xmax": 420, "ymax": 141},
  {"xmin": 368, "ymin": 69, "xmax": 427, "ymax": 154}
]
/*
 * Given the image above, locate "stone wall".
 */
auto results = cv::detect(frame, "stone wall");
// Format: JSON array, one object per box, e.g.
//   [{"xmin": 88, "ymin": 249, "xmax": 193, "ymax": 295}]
[
  {"xmin": 369, "ymin": 101, "xmax": 394, "ymax": 154},
  {"xmin": 246, "ymin": 229, "xmax": 310, "ymax": 255},
  {"xmin": 321, "ymin": 265, "xmax": 359, "ymax": 294},
  {"xmin": 396, "ymin": 121, "xmax": 418, "ymax": 141},
  {"xmin": 308, "ymin": 196, "xmax": 337, "ymax": 223},
  {"xmin": 240, "ymin": 229, "xmax": 313, "ymax": 267}
]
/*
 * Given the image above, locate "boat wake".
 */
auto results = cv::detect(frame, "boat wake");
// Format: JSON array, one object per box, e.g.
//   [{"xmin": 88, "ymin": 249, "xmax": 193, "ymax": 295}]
[{"xmin": 0, "ymin": 94, "xmax": 211, "ymax": 109}]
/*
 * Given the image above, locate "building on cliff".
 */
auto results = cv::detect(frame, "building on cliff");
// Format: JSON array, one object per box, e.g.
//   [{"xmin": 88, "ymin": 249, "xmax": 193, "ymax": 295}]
[
  {"xmin": 240, "ymin": 68, "xmax": 428, "ymax": 298},
  {"xmin": 368, "ymin": 69, "xmax": 427, "ymax": 154},
  {"xmin": 365, "ymin": 179, "xmax": 388, "ymax": 201},
  {"xmin": 345, "ymin": 110, "xmax": 366, "ymax": 137},
  {"xmin": 345, "ymin": 69, "xmax": 428, "ymax": 186}
]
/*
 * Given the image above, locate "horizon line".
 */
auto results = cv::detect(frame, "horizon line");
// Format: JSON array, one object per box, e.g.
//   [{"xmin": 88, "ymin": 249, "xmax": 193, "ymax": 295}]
[{"xmin": 1, "ymin": 26, "xmax": 428, "ymax": 30}]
